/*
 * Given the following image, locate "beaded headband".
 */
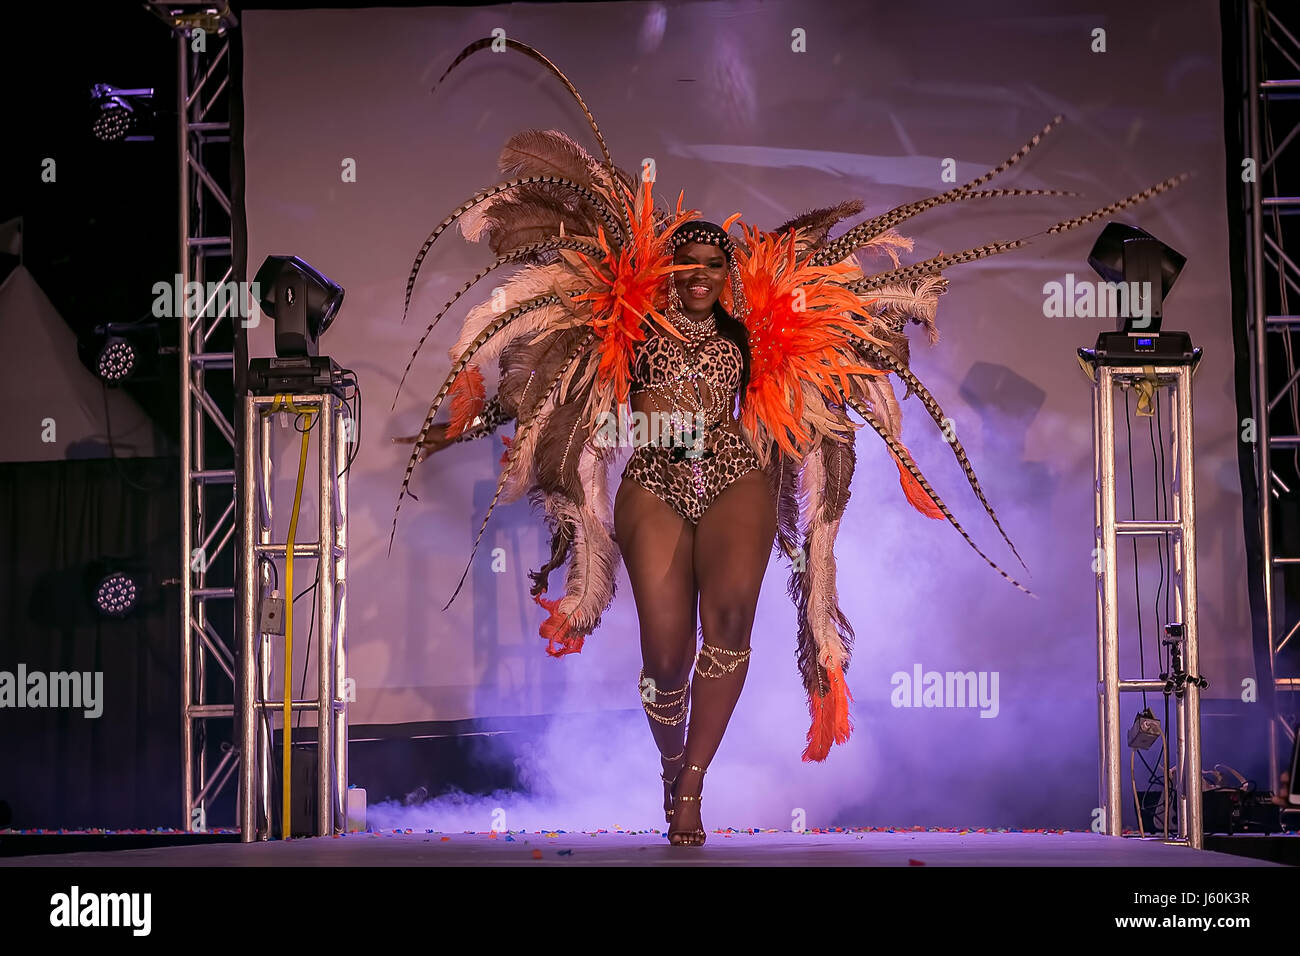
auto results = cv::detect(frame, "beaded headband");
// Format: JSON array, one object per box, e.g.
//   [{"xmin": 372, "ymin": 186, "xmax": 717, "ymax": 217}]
[{"xmin": 669, "ymin": 222, "xmax": 736, "ymax": 258}]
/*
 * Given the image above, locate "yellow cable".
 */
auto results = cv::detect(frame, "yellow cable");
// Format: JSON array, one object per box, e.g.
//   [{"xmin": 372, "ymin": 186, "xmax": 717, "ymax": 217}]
[
  {"xmin": 1134, "ymin": 366, "xmax": 1158, "ymax": 417},
  {"xmin": 273, "ymin": 395, "xmax": 314, "ymax": 839}
]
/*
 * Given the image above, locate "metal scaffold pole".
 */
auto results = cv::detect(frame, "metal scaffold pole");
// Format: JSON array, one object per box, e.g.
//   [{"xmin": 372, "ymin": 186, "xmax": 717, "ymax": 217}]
[
  {"xmin": 239, "ymin": 393, "xmax": 349, "ymax": 840},
  {"xmin": 1085, "ymin": 357, "xmax": 1205, "ymax": 848}
]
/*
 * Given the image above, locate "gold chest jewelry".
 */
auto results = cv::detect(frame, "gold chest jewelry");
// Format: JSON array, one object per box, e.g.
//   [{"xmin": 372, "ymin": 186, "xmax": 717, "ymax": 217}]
[{"xmin": 648, "ymin": 305, "xmax": 731, "ymax": 454}]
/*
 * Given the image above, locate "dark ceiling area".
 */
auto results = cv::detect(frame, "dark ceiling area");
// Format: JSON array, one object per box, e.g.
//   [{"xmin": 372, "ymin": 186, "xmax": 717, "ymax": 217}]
[
  {"xmin": 1, "ymin": 6, "xmax": 181, "ymax": 445},
  {"xmin": 0, "ymin": 0, "xmax": 615, "ymax": 450}
]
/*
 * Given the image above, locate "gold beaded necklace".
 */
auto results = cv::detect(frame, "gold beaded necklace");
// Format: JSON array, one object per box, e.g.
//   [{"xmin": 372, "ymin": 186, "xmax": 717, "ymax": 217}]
[{"xmin": 654, "ymin": 293, "xmax": 728, "ymax": 441}]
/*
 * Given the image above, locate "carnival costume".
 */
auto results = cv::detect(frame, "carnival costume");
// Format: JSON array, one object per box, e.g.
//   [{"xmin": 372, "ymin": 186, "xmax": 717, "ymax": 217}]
[
  {"xmin": 621, "ymin": 221, "xmax": 762, "ymax": 524},
  {"xmin": 390, "ymin": 38, "xmax": 1184, "ymax": 762}
]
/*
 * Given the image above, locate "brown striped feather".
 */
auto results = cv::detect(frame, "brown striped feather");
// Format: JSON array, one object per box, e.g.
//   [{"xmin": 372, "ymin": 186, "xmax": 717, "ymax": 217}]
[
  {"xmin": 436, "ymin": 332, "xmax": 594, "ymax": 608},
  {"xmin": 399, "ymin": 175, "xmax": 620, "ymax": 330},
  {"xmin": 852, "ymin": 339, "xmax": 1029, "ymax": 573},
  {"xmin": 844, "ymin": 395, "xmax": 1034, "ymax": 596},
  {"xmin": 812, "ymin": 116, "xmax": 1065, "ymax": 266},
  {"xmin": 432, "ymin": 38, "xmax": 631, "ymax": 241},
  {"xmin": 389, "ymin": 295, "xmax": 562, "ymax": 555},
  {"xmin": 392, "ymin": 239, "xmax": 600, "ymax": 409}
]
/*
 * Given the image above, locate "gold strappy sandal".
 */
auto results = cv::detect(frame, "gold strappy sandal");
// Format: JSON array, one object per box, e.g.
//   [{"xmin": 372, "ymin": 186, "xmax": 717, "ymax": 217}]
[
  {"xmin": 668, "ymin": 763, "xmax": 708, "ymax": 846},
  {"xmin": 640, "ymin": 670, "xmax": 689, "ymax": 825},
  {"xmin": 660, "ymin": 749, "xmax": 684, "ymax": 824},
  {"xmin": 663, "ymin": 643, "xmax": 750, "ymax": 846}
]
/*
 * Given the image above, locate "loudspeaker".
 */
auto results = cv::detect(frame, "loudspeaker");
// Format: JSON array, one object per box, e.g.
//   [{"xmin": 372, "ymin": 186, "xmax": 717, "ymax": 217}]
[{"xmin": 272, "ymin": 744, "xmax": 318, "ymax": 838}]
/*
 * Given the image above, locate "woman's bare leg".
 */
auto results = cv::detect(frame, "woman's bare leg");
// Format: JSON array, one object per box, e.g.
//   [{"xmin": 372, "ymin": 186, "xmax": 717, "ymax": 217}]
[
  {"xmin": 613, "ymin": 478, "xmax": 697, "ymax": 819},
  {"xmin": 673, "ymin": 469, "xmax": 776, "ymax": 844}
]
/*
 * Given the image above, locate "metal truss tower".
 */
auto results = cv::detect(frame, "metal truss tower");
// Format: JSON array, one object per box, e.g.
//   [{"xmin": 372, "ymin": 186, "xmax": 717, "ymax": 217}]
[
  {"xmin": 1243, "ymin": 0, "xmax": 1300, "ymax": 791},
  {"xmin": 147, "ymin": 1, "xmax": 241, "ymax": 831}
]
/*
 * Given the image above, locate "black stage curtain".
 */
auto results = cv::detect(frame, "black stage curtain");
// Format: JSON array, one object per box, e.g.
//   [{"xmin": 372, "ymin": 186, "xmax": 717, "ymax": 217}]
[{"xmin": 0, "ymin": 457, "xmax": 180, "ymax": 829}]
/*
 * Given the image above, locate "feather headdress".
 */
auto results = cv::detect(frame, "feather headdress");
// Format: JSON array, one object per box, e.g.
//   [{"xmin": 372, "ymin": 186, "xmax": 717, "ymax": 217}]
[{"xmin": 392, "ymin": 37, "xmax": 1186, "ymax": 761}]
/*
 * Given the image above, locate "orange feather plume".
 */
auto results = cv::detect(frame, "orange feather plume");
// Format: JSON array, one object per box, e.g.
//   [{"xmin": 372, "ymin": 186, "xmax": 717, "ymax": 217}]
[
  {"xmin": 802, "ymin": 663, "xmax": 854, "ymax": 762},
  {"xmin": 535, "ymin": 592, "xmax": 585, "ymax": 657},
  {"xmin": 734, "ymin": 223, "xmax": 888, "ymax": 458},
  {"xmin": 574, "ymin": 179, "xmax": 700, "ymax": 405},
  {"xmin": 445, "ymin": 363, "xmax": 486, "ymax": 437},
  {"xmin": 894, "ymin": 447, "xmax": 944, "ymax": 519}
]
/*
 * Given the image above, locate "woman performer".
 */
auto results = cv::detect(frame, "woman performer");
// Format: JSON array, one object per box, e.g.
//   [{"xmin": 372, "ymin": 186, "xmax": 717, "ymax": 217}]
[{"xmin": 390, "ymin": 37, "xmax": 1183, "ymax": 847}]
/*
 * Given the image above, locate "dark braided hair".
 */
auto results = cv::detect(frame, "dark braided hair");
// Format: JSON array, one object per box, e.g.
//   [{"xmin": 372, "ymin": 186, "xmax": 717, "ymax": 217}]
[{"xmin": 668, "ymin": 220, "xmax": 751, "ymax": 407}]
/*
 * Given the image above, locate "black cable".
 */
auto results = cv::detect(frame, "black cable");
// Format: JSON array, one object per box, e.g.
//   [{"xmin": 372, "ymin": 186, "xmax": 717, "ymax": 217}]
[
  {"xmin": 1149, "ymin": 390, "xmax": 1178, "ymax": 838},
  {"xmin": 1163, "ymin": 687, "xmax": 1174, "ymax": 837},
  {"xmin": 252, "ymin": 636, "xmax": 288, "ymax": 838},
  {"xmin": 1136, "ymin": 739, "xmax": 1166, "ymax": 826},
  {"xmin": 259, "ymin": 553, "xmax": 279, "ymax": 593},
  {"xmin": 292, "ymin": 410, "xmax": 321, "ymax": 434},
  {"xmin": 1158, "ymin": 391, "xmax": 1178, "ymax": 840},
  {"xmin": 294, "ymin": 566, "xmax": 320, "ymax": 733},
  {"xmin": 1124, "ymin": 390, "xmax": 1148, "ymax": 709},
  {"xmin": 1147, "ymin": 394, "xmax": 1168, "ymax": 682},
  {"xmin": 1137, "ymin": 742, "xmax": 1162, "ymax": 781},
  {"xmin": 1157, "ymin": 392, "xmax": 1172, "ymax": 638},
  {"xmin": 351, "ymin": 375, "xmax": 361, "ymax": 472},
  {"xmin": 338, "ymin": 370, "xmax": 361, "ymax": 477},
  {"xmin": 283, "ymin": 375, "xmax": 360, "ymax": 472},
  {"xmin": 100, "ymin": 382, "xmax": 167, "ymax": 492}
]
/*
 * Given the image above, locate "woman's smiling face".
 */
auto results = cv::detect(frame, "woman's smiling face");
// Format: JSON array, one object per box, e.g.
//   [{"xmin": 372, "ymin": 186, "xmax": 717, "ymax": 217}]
[{"xmin": 673, "ymin": 242, "xmax": 728, "ymax": 315}]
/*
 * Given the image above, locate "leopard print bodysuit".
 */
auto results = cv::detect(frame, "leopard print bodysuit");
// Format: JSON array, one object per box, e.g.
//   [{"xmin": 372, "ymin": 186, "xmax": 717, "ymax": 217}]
[{"xmin": 621, "ymin": 324, "xmax": 763, "ymax": 525}]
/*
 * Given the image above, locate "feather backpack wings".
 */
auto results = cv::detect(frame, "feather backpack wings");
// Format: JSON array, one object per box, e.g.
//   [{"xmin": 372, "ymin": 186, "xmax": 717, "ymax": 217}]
[{"xmin": 391, "ymin": 37, "xmax": 1186, "ymax": 761}]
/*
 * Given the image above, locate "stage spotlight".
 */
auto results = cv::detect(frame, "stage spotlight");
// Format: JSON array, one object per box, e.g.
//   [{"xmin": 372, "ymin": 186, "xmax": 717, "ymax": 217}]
[
  {"xmin": 252, "ymin": 255, "xmax": 344, "ymax": 358},
  {"xmin": 77, "ymin": 321, "xmax": 161, "ymax": 386},
  {"xmin": 248, "ymin": 256, "xmax": 346, "ymax": 396},
  {"xmin": 95, "ymin": 571, "xmax": 139, "ymax": 617},
  {"xmin": 93, "ymin": 104, "xmax": 132, "ymax": 142},
  {"xmin": 90, "ymin": 84, "xmax": 156, "ymax": 143},
  {"xmin": 1087, "ymin": 222, "xmax": 1185, "ymax": 334},
  {"xmin": 1080, "ymin": 222, "xmax": 1196, "ymax": 365},
  {"xmin": 86, "ymin": 558, "xmax": 154, "ymax": 620},
  {"xmin": 97, "ymin": 336, "xmax": 138, "ymax": 383}
]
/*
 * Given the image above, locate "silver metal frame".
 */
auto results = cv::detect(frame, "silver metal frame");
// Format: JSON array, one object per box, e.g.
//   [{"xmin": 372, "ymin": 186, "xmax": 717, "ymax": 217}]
[
  {"xmin": 147, "ymin": 1, "xmax": 241, "ymax": 832},
  {"xmin": 1088, "ymin": 362, "xmax": 1203, "ymax": 847},
  {"xmin": 1244, "ymin": 0, "xmax": 1300, "ymax": 797},
  {"xmin": 239, "ymin": 393, "xmax": 350, "ymax": 840}
]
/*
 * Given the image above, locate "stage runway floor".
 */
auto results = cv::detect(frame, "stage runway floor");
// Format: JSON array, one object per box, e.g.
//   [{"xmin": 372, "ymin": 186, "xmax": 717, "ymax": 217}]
[{"xmin": 0, "ymin": 829, "xmax": 1286, "ymax": 866}]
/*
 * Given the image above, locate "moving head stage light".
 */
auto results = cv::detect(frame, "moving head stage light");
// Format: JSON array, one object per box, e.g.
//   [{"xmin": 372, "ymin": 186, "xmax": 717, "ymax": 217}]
[
  {"xmin": 1080, "ymin": 222, "xmax": 1198, "ymax": 366},
  {"xmin": 247, "ymin": 255, "xmax": 346, "ymax": 396}
]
